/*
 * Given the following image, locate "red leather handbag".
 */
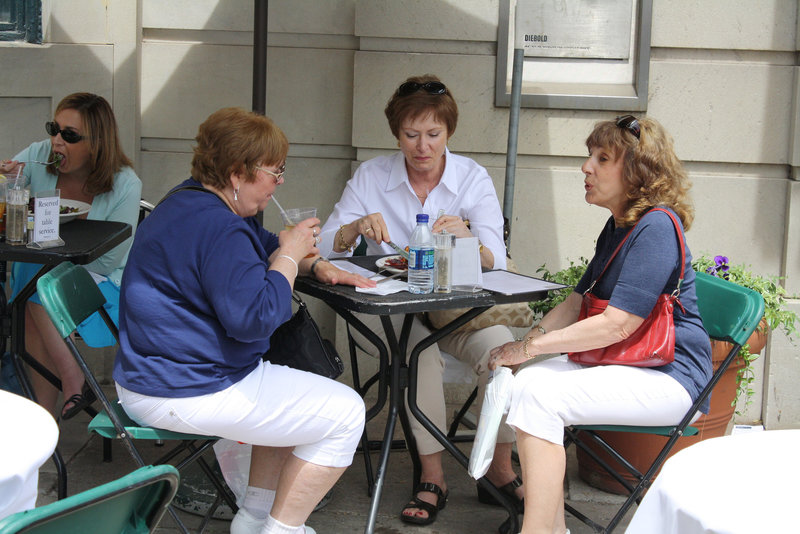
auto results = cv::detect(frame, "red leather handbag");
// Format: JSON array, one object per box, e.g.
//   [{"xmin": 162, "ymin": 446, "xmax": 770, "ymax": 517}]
[{"xmin": 568, "ymin": 208, "xmax": 686, "ymax": 367}]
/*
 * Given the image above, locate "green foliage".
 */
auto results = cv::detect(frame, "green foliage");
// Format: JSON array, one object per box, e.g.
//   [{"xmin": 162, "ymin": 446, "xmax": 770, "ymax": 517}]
[
  {"xmin": 693, "ymin": 255, "xmax": 799, "ymax": 412},
  {"xmin": 529, "ymin": 257, "xmax": 589, "ymax": 318},
  {"xmin": 692, "ymin": 255, "xmax": 799, "ymax": 338}
]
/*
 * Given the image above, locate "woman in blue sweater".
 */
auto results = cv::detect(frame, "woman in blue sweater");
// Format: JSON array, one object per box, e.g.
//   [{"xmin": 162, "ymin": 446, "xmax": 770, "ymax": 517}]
[
  {"xmin": 489, "ymin": 116, "xmax": 711, "ymax": 534},
  {"xmin": 114, "ymin": 107, "xmax": 372, "ymax": 534}
]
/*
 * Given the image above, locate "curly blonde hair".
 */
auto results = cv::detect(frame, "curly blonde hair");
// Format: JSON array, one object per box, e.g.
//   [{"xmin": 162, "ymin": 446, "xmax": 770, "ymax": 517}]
[{"xmin": 586, "ymin": 116, "xmax": 694, "ymax": 230}]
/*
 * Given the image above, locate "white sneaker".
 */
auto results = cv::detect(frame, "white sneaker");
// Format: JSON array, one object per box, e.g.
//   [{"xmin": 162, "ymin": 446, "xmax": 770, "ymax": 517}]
[{"xmin": 230, "ymin": 508, "xmax": 264, "ymax": 534}]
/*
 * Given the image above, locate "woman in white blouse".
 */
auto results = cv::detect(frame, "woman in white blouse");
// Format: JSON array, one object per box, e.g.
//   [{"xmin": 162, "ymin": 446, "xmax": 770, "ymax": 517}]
[{"xmin": 319, "ymin": 75, "xmax": 523, "ymax": 526}]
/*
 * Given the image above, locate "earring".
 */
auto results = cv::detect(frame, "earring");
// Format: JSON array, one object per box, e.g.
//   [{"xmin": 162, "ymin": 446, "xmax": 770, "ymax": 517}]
[{"xmin": 234, "ymin": 187, "xmax": 239, "ymax": 201}]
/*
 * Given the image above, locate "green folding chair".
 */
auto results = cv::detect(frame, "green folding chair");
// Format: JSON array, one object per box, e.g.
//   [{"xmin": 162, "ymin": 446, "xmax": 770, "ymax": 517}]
[
  {"xmin": 35, "ymin": 262, "xmax": 237, "ymax": 534},
  {"xmin": 562, "ymin": 271, "xmax": 765, "ymax": 533},
  {"xmin": 0, "ymin": 464, "xmax": 178, "ymax": 534}
]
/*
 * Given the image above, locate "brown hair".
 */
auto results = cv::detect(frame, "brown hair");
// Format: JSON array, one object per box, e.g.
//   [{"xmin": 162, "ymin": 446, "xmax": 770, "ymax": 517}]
[
  {"xmin": 585, "ymin": 117, "xmax": 694, "ymax": 230},
  {"xmin": 384, "ymin": 74, "xmax": 458, "ymax": 139},
  {"xmin": 190, "ymin": 107, "xmax": 289, "ymax": 190},
  {"xmin": 50, "ymin": 93, "xmax": 132, "ymax": 195}
]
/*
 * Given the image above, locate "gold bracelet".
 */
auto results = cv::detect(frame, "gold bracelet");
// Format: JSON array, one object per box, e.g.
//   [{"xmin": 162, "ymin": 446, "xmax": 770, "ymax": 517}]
[
  {"xmin": 337, "ymin": 224, "xmax": 355, "ymax": 252},
  {"xmin": 522, "ymin": 337, "xmax": 535, "ymax": 360}
]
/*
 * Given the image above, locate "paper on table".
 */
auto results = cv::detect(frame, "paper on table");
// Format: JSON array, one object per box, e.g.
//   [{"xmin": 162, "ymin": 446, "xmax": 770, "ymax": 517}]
[
  {"xmin": 330, "ymin": 259, "xmax": 409, "ymax": 294},
  {"xmin": 329, "ymin": 259, "xmax": 374, "ymax": 278},
  {"xmin": 452, "ymin": 236, "xmax": 482, "ymax": 291},
  {"xmin": 481, "ymin": 270, "xmax": 567, "ymax": 295}
]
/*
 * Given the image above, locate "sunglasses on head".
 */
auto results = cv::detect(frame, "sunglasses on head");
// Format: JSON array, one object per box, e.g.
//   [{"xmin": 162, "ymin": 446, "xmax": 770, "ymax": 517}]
[
  {"xmin": 615, "ymin": 115, "xmax": 640, "ymax": 140},
  {"xmin": 397, "ymin": 81, "xmax": 447, "ymax": 97},
  {"xmin": 45, "ymin": 121, "xmax": 86, "ymax": 144}
]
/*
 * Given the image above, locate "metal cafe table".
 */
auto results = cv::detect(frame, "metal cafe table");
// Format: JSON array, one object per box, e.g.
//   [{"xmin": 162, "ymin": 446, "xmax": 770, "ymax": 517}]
[
  {"xmin": 295, "ymin": 255, "xmax": 561, "ymax": 534},
  {"xmin": 0, "ymin": 219, "xmax": 132, "ymax": 498}
]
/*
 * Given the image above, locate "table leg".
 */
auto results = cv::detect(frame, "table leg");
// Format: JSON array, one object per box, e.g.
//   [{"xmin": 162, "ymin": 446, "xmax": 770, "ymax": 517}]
[
  {"xmin": 7, "ymin": 264, "xmax": 69, "ymax": 500},
  {"xmin": 363, "ymin": 314, "xmax": 411, "ymax": 534},
  {"xmin": 406, "ymin": 306, "xmax": 521, "ymax": 534}
]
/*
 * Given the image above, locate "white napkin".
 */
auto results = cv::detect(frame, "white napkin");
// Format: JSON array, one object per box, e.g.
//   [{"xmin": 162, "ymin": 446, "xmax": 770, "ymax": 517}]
[{"xmin": 356, "ymin": 279, "xmax": 407, "ymax": 295}]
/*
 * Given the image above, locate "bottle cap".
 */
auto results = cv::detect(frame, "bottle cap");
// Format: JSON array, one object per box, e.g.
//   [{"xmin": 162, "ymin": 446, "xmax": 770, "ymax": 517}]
[{"xmin": 416, "ymin": 213, "xmax": 429, "ymax": 223}]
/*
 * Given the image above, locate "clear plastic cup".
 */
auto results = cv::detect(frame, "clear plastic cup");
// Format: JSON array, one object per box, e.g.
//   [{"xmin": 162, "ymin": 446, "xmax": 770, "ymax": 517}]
[
  {"xmin": 434, "ymin": 231, "xmax": 455, "ymax": 293},
  {"xmin": 280, "ymin": 207, "xmax": 317, "ymax": 258},
  {"xmin": 6, "ymin": 186, "xmax": 30, "ymax": 245}
]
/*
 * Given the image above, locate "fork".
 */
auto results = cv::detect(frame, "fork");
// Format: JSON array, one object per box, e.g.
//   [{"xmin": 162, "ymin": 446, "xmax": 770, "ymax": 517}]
[
  {"xmin": 25, "ymin": 158, "xmax": 60, "ymax": 165},
  {"xmin": 376, "ymin": 271, "xmax": 405, "ymax": 284}
]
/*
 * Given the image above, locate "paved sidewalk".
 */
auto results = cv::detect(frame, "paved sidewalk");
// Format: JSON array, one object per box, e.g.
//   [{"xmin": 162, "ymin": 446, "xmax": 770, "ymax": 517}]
[{"xmin": 37, "ymin": 388, "xmax": 633, "ymax": 533}]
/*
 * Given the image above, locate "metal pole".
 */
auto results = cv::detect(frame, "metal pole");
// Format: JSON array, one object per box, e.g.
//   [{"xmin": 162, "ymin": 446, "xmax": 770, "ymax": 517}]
[
  {"xmin": 503, "ymin": 48, "xmax": 524, "ymax": 252},
  {"xmin": 253, "ymin": 0, "xmax": 268, "ymax": 224},
  {"xmin": 252, "ymin": 0, "xmax": 268, "ymax": 115}
]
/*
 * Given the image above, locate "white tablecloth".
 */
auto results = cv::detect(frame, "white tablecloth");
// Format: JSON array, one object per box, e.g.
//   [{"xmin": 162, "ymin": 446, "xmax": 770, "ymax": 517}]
[
  {"xmin": 626, "ymin": 429, "xmax": 799, "ymax": 533},
  {"xmin": 0, "ymin": 390, "xmax": 59, "ymax": 520}
]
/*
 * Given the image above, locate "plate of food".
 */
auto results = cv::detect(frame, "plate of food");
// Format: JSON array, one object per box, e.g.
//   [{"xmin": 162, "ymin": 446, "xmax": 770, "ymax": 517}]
[
  {"xmin": 376, "ymin": 254, "xmax": 408, "ymax": 274},
  {"xmin": 59, "ymin": 199, "xmax": 91, "ymax": 223}
]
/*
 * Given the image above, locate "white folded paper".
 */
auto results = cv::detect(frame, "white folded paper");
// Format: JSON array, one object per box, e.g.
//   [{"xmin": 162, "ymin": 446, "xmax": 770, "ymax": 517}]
[{"xmin": 452, "ymin": 236, "xmax": 482, "ymax": 291}]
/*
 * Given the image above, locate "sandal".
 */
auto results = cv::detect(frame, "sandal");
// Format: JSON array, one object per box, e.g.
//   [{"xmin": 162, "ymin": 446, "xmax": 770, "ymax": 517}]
[
  {"xmin": 61, "ymin": 382, "xmax": 97, "ymax": 420},
  {"xmin": 477, "ymin": 475, "xmax": 524, "ymax": 513},
  {"xmin": 399, "ymin": 482, "xmax": 449, "ymax": 526}
]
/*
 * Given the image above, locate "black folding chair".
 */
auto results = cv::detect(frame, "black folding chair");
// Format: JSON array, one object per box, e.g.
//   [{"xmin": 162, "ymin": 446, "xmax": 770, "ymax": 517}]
[{"xmin": 563, "ymin": 272, "xmax": 765, "ymax": 532}]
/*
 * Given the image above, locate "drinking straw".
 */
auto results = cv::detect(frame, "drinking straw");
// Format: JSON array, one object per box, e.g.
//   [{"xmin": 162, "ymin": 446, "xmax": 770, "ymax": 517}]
[
  {"xmin": 271, "ymin": 194, "xmax": 290, "ymax": 221},
  {"xmin": 13, "ymin": 166, "xmax": 22, "ymax": 189}
]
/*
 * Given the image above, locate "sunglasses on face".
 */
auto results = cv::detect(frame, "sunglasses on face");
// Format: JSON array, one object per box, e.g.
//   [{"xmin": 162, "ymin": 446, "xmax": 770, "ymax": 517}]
[
  {"xmin": 397, "ymin": 81, "xmax": 447, "ymax": 97},
  {"xmin": 45, "ymin": 121, "xmax": 86, "ymax": 144},
  {"xmin": 615, "ymin": 115, "xmax": 640, "ymax": 140}
]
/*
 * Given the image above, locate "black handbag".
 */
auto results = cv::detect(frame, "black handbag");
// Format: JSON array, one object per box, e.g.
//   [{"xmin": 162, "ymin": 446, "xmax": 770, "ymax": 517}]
[{"xmin": 263, "ymin": 293, "xmax": 344, "ymax": 379}]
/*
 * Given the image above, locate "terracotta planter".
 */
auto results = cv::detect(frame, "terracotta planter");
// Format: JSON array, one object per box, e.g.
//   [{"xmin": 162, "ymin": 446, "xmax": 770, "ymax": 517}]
[{"xmin": 576, "ymin": 320, "xmax": 768, "ymax": 495}]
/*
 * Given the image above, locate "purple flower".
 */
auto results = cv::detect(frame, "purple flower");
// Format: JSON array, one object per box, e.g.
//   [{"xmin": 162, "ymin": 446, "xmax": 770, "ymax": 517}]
[{"xmin": 706, "ymin": 255, "xmax": 730, "ymax": 279}]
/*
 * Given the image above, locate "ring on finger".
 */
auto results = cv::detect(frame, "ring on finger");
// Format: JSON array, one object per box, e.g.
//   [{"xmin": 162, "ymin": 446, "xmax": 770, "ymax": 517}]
[
  {"xmin": 366, "ymin": 227, "xmax": 374, "ymax": 233},
  {"xmin": 315, "ymin": 235, "xmax": 321, "ymax": 244},
  {"xmin": 312, "ymin": 229, "xmax": 319, "ymax": 237}
]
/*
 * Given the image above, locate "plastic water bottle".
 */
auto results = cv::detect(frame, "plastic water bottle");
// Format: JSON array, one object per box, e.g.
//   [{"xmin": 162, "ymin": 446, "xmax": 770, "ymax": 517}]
[{"xmin": 408, "ymin": 213, "xmax": 434, "ymax": 294}]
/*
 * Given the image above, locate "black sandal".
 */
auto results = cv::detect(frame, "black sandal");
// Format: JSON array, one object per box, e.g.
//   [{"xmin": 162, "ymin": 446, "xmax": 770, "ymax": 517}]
[
  {"xmin": 61, "ymin": 382, "xmax": 97, "ymax": 420},
  {"xmin": 399, "ymin": 482, "xmax": 449, "ymax": 526},
  {"xmin": 477, "ymin": 475, "xmax": 524, "ymax": 513}
]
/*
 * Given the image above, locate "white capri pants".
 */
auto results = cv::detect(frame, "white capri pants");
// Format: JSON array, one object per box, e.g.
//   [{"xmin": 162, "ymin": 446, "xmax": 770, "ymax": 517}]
[
  {"xmin": 506, "ymin": 355, "xmax": 694, "ymax": 446},
  {"xmin": 350, "ymin": 312, "xmax": 515, "ymax": 455},
  {"xmin": 116, "ymin": 360, "xmax": 366, "ymax": 468}
]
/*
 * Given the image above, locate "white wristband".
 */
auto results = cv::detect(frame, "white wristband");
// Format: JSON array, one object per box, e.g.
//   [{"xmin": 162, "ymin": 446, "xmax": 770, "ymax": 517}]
[{"xmin": 276, "ymin": 254, "xmax": 299, "ymax": 278}]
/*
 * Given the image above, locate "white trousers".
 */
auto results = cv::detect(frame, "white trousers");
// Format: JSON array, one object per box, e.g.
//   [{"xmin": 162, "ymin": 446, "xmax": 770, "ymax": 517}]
[
  {"xmin": 350, "ymin": 313, "xmax": 515, "ymax": 455},
  {"xmin": 116, "ymin": 360, "xmax": 365, "ymax": 468},
  {"xmin": 506, "ymin": 355, "xmax": 693, "ymax": 446}
]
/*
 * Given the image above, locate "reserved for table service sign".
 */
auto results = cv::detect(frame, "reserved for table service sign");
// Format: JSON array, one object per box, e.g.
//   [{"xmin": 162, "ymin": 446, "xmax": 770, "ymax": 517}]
[{"xmin": 27, "ymin": 189, "xmax": 64, "ymax": 249}]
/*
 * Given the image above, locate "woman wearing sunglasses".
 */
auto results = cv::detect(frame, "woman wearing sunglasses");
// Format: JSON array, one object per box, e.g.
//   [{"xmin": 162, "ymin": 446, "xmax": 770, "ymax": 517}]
[
  {"xmin": 319, "ymin": 75, "xmax": 521, "ymax": 526},
  {"xmin": 0, "ymin": 92, "xmax": 141, "ymax": 420},
  {"xmin": 488, "ymin": 116, "xmax": 711, "ymax": 534}
]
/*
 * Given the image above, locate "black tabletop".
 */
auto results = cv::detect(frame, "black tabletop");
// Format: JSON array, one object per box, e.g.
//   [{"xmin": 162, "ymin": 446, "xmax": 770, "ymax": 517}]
[
  {"xmin": 295, "ymin": 255, "xmax": 552, "ymax": 315},
  {"xmin": 0, "ymin": 220, "xmax": 132, "ymax": 265}
]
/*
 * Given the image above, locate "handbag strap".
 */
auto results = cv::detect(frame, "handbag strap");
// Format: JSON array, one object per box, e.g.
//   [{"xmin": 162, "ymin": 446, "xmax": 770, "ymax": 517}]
[
  {"xmin": 155, "ymin": 184, "xmax": 226, "ymax": 210},
  {"xmin": 585, "ymin": 207, "xmax": 686, "ymax": 296}
]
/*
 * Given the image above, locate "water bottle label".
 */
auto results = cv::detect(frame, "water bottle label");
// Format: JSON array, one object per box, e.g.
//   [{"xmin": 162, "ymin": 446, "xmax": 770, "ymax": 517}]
[{"xmin": 409, "ymin": 248, "xmax": 434, "ymax": 270}]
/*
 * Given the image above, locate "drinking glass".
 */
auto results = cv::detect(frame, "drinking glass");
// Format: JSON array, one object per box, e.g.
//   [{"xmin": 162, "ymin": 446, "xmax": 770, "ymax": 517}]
[{"xmin": 280, "ymin": 207, "xmax": 317, "ymax": 257}]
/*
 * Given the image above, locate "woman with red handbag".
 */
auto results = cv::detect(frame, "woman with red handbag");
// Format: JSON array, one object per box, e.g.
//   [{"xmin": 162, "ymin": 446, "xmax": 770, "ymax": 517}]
[{"xmin": 489, "ymin": 116, "xmax": 712, "ymax": 534}]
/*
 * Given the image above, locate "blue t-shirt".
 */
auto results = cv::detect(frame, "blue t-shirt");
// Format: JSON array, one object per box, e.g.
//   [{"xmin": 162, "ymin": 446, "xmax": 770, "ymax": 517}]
[
  {"xmin": 113, "ymin": 178, "xmax": 292, "ymax": 397},
  {"xmin": 575, "ymin": 208, "xmax": 712, "ymax": 413}
]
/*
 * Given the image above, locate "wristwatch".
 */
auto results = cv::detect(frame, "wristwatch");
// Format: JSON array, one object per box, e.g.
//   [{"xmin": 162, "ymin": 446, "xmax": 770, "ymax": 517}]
[{"xmin": 310, "ymin": 256, "xmax": 330, "ymax": 276}]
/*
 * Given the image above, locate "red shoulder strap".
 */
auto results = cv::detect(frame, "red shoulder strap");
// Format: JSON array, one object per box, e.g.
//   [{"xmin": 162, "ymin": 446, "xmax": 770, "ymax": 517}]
[{"xmin": 586, "ymin": 207, "xmax": 686, "ymax": 294}]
